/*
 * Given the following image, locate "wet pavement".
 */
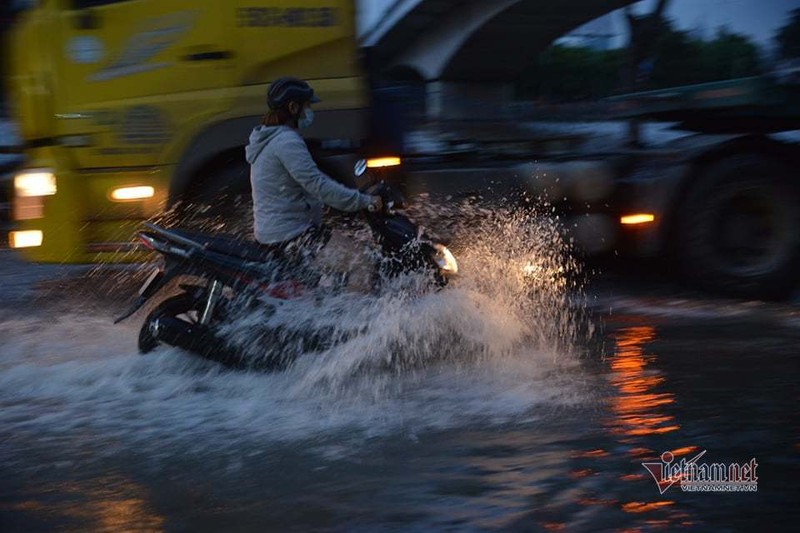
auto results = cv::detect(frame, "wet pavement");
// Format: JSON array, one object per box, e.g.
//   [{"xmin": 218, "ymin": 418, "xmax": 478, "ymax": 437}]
[{"xmin": 0, "ymin": 249, "xmax": 798, "ymax": 532}]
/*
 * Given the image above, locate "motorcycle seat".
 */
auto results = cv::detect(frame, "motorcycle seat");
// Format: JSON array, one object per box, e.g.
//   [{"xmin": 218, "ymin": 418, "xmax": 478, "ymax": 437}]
[{"xmin": 169, "ymin": 229, "xmax": 282, "ymax": 263}]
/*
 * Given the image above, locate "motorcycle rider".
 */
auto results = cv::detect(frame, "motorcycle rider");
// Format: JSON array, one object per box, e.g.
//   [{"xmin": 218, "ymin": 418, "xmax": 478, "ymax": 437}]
[{"xmin": 245, "ymin": 77, "xmax": 382, "ymax": 288}]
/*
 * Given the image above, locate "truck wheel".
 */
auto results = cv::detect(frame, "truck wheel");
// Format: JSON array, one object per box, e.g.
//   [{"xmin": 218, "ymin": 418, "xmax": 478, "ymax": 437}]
[{"xmin": 678, "ymin": 155, "xmax": 800, "ymax": 299}]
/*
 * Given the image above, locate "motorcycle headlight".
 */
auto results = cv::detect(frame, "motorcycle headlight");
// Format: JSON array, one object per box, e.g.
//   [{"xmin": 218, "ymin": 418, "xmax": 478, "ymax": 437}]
[{"xmin": 432, "ymin": 244, "xmax": 458, "ymax": 275}]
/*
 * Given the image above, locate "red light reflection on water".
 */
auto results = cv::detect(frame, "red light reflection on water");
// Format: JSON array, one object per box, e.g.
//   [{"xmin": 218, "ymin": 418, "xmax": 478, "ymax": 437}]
[
  {"xmin": 6, "ymin": 476, "xmax": 164, "ymax": 531},
  {"xmin": 548, "ymin": 324, "xmax": 700, "ymax": 529},
  {"xmin": 622, "ymin": 501, "xmax": 675, "ymax": 513},
  {"xmin": 608, "ymin": 326, "xmax": 698, "ymax": 528},
  {"xmin": 608, "ymin": 326, "xmax": 679, "ymax": 440}
]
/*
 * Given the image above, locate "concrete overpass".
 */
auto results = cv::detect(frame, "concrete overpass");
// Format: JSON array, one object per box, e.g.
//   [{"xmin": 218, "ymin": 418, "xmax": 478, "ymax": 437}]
[{"xmin": 361, "ymin": 0, "xmax": 636, "ymax": 119}]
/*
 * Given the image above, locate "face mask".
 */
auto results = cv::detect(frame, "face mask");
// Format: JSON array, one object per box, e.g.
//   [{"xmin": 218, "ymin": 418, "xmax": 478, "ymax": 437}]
[{"xmin": 298, "ymin": 107, "xmax": 314, "ymax": 129}]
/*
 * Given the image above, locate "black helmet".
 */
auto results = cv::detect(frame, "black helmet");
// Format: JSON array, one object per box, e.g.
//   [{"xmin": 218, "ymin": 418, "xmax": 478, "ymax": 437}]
[{"xmin": 267, "ymin": 77, "xmax": 321, "ymax": 110}]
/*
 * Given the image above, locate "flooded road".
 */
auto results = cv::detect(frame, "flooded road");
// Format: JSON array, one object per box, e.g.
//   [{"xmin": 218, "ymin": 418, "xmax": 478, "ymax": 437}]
[{"xmin": 0, "ymin": 250, "xmax": 798, "ymax": 532}]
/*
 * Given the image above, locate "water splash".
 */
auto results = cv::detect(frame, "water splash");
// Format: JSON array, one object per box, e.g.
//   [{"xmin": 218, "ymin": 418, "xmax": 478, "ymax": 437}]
[
  {"xmin": 219, "ymin": 198, "xmax": 590, "ymax": 392},
  {"xmin": 0, "ymin": 197, "xmax": 592, "ymax": 458}
]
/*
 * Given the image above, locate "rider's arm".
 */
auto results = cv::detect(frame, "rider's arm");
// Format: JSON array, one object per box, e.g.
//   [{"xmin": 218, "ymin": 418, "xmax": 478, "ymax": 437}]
[{"xmin": 277, "ymin": 132, "xmax": 376, "ymax": 212}]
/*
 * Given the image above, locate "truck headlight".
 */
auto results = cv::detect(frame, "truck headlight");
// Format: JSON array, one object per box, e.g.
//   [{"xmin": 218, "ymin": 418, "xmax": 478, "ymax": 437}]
[
  {"xmin": 14, "ymin": 170, "xmax": 57, "ymax": 197},
  {"xmin": 9, "ymin": 230, "xmax": 43, "ymax": 248},
  {"xmin": 13, "ymin": 170, "xmax": 56, "ymax": 220}
]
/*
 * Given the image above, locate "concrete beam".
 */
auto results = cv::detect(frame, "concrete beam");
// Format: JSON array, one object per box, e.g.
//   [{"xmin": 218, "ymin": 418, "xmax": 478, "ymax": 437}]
[
  {"xmin": 361, "ymin": 0, "xmax": 424, "ymax": 48},
  {"xmin": 370, "ymin": 0, "xmax": 636, "ymax": 82},
  {"xmin": 391, "ymin": 0, "xmax": 519, "ymax": 80}
]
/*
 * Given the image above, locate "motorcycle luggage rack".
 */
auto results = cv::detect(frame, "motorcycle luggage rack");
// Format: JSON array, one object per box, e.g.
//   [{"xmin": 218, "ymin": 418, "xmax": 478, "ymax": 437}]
[{"xmin": 142, "ymin": 222, "xmax": 206, "ymax": 250}]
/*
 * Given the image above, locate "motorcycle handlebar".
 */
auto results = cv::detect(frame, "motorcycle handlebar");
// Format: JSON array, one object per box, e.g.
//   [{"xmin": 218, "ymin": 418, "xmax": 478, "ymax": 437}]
[{"xmin": 362, "ymin": 181, "xmax": 406, "ymax": 213}]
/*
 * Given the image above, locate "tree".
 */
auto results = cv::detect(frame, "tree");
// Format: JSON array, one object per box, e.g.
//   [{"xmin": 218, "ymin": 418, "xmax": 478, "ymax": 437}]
[
  {"xmin": 705, "ymin": 28, "xmax": 763, "ymax": 80},
  {"xmin": 776, "ymin": 8, "xmax": 800, "ymax": 59},
  {"xmin": 650, "ymin": 23, "xmax": 762, "ymax": 87},
  {"xmin": 516, "ymin": 18, "xmax": 764, "ymax": 103},
  {"xmin": 516, "ymin": 45, "xmax": 625, "ymax": 102},
  {"xmin": 648, "ymin": 19, "xmax": 707, "ymax": 87}
]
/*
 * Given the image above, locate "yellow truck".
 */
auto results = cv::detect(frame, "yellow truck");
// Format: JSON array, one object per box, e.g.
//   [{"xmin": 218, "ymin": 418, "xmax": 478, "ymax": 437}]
[{"xmin": 5, "ymin": 0, "xmax": 390, "ymax": 262}]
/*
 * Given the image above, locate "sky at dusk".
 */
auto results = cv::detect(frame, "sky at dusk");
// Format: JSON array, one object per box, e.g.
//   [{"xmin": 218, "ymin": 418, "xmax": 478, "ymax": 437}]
[{"xmin": 611, "ymin": 0, "xmax": 798, "ymax": 48}]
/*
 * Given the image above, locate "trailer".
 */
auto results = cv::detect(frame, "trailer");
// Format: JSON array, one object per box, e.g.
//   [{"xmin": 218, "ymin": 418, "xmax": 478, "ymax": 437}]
[
  {"xmin": 401, "ymin": 66, "xmax": 800, "ymax": 298},
  {"xmin": 603, "ymin": 66, "xmax": 800, "ymax": 298}
]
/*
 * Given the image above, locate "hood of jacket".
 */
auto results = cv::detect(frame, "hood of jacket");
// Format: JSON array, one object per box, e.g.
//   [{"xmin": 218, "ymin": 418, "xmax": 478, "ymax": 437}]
[{"xmin": 245, "ymin": 125, "xmax": 287, "ymax": 164}]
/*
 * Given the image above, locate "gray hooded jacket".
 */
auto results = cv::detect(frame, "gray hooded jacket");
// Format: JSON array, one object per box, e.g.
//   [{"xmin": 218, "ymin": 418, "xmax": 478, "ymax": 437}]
[{"xmin": 245, "ymin": 125, "xmax": 373, "ymax": 244}]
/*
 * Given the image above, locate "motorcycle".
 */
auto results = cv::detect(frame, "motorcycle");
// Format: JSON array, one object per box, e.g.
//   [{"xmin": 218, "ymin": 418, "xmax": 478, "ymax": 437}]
[{"xmin": 115, "ymin": 174, "xmax": 458, "ymax": 371}]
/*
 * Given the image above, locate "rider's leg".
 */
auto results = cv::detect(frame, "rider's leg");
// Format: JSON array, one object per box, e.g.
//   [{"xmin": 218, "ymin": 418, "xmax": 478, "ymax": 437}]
[{"xmin": 314, "ymin": 230, "xmax": 373, "ymax": 293}]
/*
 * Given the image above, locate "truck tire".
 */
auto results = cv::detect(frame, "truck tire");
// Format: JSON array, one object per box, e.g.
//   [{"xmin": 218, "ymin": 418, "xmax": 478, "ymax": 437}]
[{"xmin": 678, "ymin": 154, "xmax": 800, "ymax": 299}]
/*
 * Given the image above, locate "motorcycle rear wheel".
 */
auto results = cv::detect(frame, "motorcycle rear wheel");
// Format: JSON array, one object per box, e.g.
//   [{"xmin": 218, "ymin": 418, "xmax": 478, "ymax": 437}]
[{"xmin": 138, "ymin": 293, "xmax": 200, "ymax": 354}]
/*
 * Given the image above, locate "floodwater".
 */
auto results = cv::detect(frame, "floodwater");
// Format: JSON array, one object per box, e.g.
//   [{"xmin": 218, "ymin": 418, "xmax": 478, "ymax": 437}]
[{"xmin": 1, "ymin": 211, "xmax": 798, "ymax": 531}]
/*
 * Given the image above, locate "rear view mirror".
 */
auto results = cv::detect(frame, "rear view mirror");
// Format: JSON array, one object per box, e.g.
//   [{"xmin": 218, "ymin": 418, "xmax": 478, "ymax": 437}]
[{"xmin": 354, "ymin": 159, "xmax": 367, "ymax": 177}]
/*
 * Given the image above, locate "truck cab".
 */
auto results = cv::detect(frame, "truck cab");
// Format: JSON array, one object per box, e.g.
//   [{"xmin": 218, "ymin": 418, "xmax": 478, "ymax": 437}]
[{"xmin": 6, "ymin": 0, "xmax": 387, "ymax": 262}]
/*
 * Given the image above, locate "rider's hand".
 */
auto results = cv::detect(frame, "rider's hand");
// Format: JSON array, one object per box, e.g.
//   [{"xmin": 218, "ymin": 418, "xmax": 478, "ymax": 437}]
[{"xmin": 367, "ymin": 195, "xmax": 384, "ymax": 213}]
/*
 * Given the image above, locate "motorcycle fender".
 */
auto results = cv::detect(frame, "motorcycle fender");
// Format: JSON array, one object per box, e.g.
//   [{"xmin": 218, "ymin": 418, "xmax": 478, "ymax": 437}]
[{"xmin": 113, "ymin": 265, "xmax": 177, "ymax": 324}]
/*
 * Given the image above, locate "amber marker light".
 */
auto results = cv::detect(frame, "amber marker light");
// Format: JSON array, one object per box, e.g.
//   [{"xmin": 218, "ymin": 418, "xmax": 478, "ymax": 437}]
[
  {"xmin": 110, "ymin": 186, "xmax": 155, "ymax": 201},
  {"xmin": 620, "ymin": 213, "xmax": 655, "ymax": 225},
  {"xmin": 366, "ymin": 157, "xmax": 401, "ymax": 168}
]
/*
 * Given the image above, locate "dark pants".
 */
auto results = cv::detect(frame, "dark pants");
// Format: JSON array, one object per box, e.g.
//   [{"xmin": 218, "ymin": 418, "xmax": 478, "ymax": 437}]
[
  {"xmin": 261, "ymin": 225, "xmax": 373, "ymax": 292},
  {"xmin": 259, "ymin": 225, "xmax": 333, "ymax": 284}
]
